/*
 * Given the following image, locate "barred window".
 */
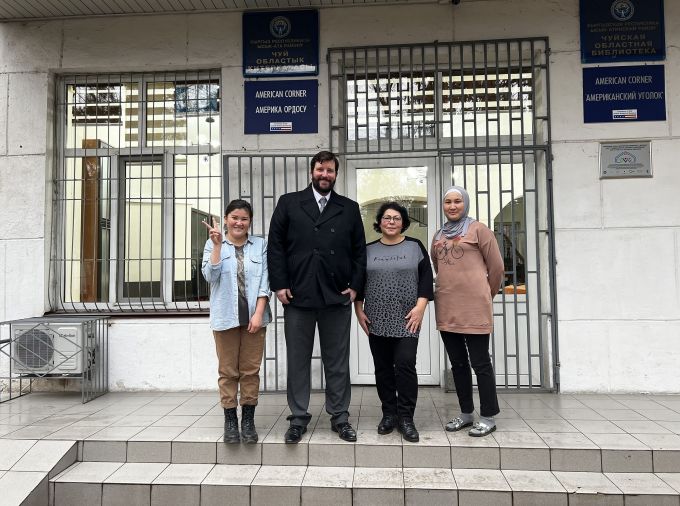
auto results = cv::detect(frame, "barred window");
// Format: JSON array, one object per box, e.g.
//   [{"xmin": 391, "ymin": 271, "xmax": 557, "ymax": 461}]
[
  {"xmin": 346, "ymin": 73, "xmax": 437, "ymax": 141},
  {"xmin": 345, "ymin": 70, "xmax": 533, "ymax": 142},
  {"xmin": 53, "ymin": 71, "xmax": 221, "ymax": 313}
]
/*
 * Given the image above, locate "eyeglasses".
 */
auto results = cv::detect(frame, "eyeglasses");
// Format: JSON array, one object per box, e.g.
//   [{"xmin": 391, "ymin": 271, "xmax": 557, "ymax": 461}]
[{"xmin": 381, "ymin": 215, "xmax": 402, "ymax": 223}]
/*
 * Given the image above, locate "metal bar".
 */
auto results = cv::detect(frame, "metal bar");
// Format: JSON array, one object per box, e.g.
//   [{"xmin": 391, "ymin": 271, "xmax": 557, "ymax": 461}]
[
  {"xmin": 398, "ymin": 47, "xmax": 404, "ymax": 152},
  {"xmin": 509, "ymin": 148, "xmax": 520, "ymax": 387},
  {"xmin": 471, "ymin": 43, "xmax": 479, "ymax": 150},
  {"xmin": 363, "ymin": 48, "xmax": 370, "ymax": 150},
  {"xmin": 376, "ymin": 46, "xmax": 381, "ymax": 153},
  {"xmin": 387, "ymin": 48, "xmax": 393, "ymax": 152},
  {"xmin": 433, "ymin": 42, "xmax": 440, "ymax": 150},
  {"xmin": 458, "ymin": 43, "xmax": 465, "ymax": 151},
  {"xmin": 352, "ymin": 49, "xmax": 358, "ymax": 153},
  {"xmin": 445, "ymin": 43, "xmax": 453, "ymax": 151},
  {"xmin": 408, "ymin": 45, "xmax": 415, "ymax": 149},
  {"xmin": 420, "ymin": 45, "xmax": 426, "ymax": 151}
]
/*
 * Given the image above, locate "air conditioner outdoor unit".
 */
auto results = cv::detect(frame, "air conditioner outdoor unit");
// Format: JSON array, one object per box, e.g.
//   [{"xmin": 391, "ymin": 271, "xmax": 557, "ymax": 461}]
[{"xmin": 11, "ymin": 321, "xmax": 96, "ymax": 375}]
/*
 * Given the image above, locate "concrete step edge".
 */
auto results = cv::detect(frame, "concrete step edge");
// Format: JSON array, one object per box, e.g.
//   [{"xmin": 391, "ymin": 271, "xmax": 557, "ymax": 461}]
[
  {"xmin": 73, "ymin": 438, "xmax": 680, "ymax": 473},
  {"xmin": 48, "ymin": 461, "xmax": 680, "ymax": 506}
]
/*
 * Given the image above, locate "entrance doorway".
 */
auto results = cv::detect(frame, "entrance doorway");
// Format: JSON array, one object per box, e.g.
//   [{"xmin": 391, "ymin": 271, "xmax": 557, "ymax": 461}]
[
  {"xmin": 346, "ymin": 156, "xmax": 440, "ymax": 385},
  {"xmin": 328, "ymin": 37, "xmax": 555, "ymax": 390}
]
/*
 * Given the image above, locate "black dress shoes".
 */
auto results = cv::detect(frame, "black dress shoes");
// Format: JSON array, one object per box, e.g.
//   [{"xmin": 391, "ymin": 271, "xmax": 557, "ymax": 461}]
[
  {"xmin": 377, "ymin": 415, "xmax": 397, "ymax": 435},
  {"xmin": 398, "ymin": 418, "xmax": 420, "ymax": 443},
  {"xmin": 331, "ymin": 422, "xmax": 357, "ymax": 442},
  {"xmin": 284, "ymin": 424, "xmax": 307, "ymax": 444}
]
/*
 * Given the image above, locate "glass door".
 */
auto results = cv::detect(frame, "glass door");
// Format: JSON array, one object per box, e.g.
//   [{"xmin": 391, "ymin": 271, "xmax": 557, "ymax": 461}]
[{"xmin": 346, "ymin": 156, "xmax": 440, "ymax": 385}]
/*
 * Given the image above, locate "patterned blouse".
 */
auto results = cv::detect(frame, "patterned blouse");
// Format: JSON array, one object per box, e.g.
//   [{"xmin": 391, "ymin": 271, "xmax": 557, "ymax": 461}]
[{"xmin": 357, "ymin": 237, "xmax": 433, "ymax": 338}]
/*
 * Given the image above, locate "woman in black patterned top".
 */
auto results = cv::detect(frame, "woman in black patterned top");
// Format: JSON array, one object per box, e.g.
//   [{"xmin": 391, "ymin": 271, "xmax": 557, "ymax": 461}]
[{"xmin": 354, "ymin": 202, "xmax": 434, "ymax": 442}]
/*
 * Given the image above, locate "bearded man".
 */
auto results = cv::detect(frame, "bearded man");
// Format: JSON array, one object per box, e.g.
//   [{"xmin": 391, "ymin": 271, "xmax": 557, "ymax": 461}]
[{"xmin": 267, "ymin": 150, "xmax": 367, "ymax": 444}]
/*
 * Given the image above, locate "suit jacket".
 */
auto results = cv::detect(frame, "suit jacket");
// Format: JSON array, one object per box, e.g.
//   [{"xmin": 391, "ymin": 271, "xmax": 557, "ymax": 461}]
[{"xmin": 267, "ymin": 185, "xmax": 367, "ymax": 308}]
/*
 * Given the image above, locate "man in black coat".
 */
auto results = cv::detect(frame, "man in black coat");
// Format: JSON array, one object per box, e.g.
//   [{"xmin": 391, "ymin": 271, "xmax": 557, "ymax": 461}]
[{"xmin": 268, "ymin": 150, "xmax": 367, "ymax": 443}]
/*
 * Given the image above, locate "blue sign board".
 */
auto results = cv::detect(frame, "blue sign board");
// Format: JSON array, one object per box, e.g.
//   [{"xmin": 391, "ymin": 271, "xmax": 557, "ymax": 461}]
[
  {"xmin": 583, "ymin": 65, "xmax": 666, "ymax": 123},
  {"xmin": 244, "ymin": 80, "xmax": 318, "ymax": 134},
  {"xmin": 243, "ymin": 10, "xmax": 319, "ymax": 77},
  {"xmin": 580, "ymin": 0, "xmax": 665, "ymax": 63}
]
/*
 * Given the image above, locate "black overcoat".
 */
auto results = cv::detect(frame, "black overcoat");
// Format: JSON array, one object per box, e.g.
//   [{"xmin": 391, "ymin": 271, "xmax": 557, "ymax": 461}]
[{"xmin": 267, "ymin": 186, "xmax": 367, "ymax": 308}]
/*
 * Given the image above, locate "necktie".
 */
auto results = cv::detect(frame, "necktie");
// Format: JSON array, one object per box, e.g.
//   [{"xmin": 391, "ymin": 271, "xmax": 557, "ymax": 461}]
[{"xmin": 319, "ymin": 196, "xmax": 327, "ymax": 213}]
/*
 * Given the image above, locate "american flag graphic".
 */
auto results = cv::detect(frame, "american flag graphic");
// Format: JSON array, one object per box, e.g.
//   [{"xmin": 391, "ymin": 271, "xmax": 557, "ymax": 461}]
[
  {"xmin": 612, "ymin": 109, "xmax": 637, "ymax": 120},
  {"xmin": 270, "ymin": 122, "xmax": 293, "ymax": 132}
]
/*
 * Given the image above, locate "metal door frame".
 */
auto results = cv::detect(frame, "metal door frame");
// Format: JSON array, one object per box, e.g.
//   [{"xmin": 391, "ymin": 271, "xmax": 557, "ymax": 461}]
[{"xmin": 345, "ymin": 154, "xmax": 440, "ymax": 385}]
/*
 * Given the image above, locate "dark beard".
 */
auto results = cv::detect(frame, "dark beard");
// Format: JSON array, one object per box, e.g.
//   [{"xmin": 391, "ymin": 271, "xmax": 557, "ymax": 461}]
[{"xmin": 312, "ymin": 178, "xmax": 335, "ymax": 195}]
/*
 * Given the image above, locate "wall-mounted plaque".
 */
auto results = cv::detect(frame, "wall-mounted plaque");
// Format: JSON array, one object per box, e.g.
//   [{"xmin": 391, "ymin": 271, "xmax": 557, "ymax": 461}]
[
  {"xmin": 243, "ymin": 10, "xmax": 319, "ymax": 77},
  {"xmin": 600, "ymin": 141, "xmax": 652, "ymax": 178},
  {"xmin": 583, "ymin": 65, "xmax": 666, "ymax": 123},
  {"xmin": 580, "ymin": 0, "xmax": 665, "ymax": 63},
  {"xmin": 244, "ymin": 79, "xmax": 318, "ymax": 134}
]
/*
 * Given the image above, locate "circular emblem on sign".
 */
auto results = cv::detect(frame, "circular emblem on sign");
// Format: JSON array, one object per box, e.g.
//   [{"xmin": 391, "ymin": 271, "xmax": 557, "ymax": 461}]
[
  {"xmin": 270, "ymin": 16, "xmax": 291, "ymax": 38},
  {"xmin": 610, "ymin": 0, "xmax": 634, "ymax": 21}
]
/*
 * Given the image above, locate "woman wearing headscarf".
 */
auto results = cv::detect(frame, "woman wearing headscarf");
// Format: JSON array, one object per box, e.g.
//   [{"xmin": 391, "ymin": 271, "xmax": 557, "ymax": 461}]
[{"xmin": 431, "ymin": 186, "xmax": 504, "ymax": 437}]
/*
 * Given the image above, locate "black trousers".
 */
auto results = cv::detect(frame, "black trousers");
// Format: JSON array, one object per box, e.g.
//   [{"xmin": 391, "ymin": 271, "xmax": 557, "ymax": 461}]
[
  {"xmin": 368, "ymin": 334, "xmax": 419, "ymax": 420},
  {"xmin": 284, "ymin": 304, "xmax": 352, "ymax": 427},
  {"xmin": 440, "ymin": 331, "xmax": 500, "ymax": 418}
]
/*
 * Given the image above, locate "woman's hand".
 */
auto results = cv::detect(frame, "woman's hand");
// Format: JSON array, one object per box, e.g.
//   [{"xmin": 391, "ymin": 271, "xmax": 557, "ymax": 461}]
[
  {"xmin": 248, "ymin": 313, "xmax": 263, "ymax": 333},
  {"xmin": 202, "ymin": 217, "xmax": 223, "ymax": 246},
  {"xmin": 354, "ymin": 302, "xmax": 371, "ymax": 336},
  {"xmin": 405, "ymin": 304, "xmax": 426, "ymax": 333}
]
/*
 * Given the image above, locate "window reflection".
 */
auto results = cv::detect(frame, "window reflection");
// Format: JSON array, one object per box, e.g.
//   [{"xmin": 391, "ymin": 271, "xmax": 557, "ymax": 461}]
[
  {"xmin": 146, "ymin": 81, "xmax": 220, "ymax": 148},
  {"xmin": 66, "ymin": 82, "xmax": 140, "ymax": 149},
  {"xmin": 173, "ymin": 154, "xmax": 221, "ymax": 302}
]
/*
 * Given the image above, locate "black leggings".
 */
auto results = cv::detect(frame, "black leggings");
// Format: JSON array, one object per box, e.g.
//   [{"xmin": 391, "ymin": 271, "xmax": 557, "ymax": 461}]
[{"xmin": 441, "ymin": 331, "xmax": 500, "ymax": 418}]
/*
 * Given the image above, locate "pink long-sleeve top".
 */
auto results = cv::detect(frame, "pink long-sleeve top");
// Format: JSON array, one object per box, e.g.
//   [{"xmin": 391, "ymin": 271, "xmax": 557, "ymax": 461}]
[{"xmin": 431, "ymin": 221, "xmax": 504, "ymax": 334}]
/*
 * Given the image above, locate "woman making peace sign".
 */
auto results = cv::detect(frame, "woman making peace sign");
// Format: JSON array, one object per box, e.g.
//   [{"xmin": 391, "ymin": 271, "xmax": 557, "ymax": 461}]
[{"xmin": 202, "ymin": 199, "xmax": 271, "ymax": 444}]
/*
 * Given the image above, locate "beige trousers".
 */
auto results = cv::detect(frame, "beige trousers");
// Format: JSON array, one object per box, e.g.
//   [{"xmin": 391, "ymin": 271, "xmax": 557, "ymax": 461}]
[{"xmin": 213, "ymin": 326, "xmax": 266, "ymax": 409}]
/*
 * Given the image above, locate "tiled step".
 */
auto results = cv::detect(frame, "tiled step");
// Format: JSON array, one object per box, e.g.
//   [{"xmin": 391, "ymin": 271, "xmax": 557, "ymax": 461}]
[
  {"xmin": 50, "ymin": 461, "xmax": 680, "ymax": 506},
  {"xmin": 76, "ymin": 427, "xmax": 680, "ymax": 473},
  {"xmin": 0, "ymin": 438, "xmax": 77, "ymax": 506}
]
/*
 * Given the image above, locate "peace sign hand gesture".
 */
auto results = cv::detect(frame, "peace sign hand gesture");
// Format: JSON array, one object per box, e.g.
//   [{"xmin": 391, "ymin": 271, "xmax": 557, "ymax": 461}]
[{"xmin": 202, "ymin": 217, "xmax": 223, "ymax": 246}]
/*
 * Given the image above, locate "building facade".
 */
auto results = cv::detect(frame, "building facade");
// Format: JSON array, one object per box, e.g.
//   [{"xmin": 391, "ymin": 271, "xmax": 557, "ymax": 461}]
[{"xmin": 0, "ymin": 0, "xmax": 678, "ymax": 393}]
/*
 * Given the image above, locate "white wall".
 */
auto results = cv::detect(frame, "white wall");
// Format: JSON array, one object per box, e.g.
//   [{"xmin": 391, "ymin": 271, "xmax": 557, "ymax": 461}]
[
  {"xmin": 108, "ymin": 318, "xmax": 216, "ymax": 391},
  {"xmin": 546, "ymin": 0, "xmax": 680, "ymax": 393},
  {"xmin": 0, "ymin": 0, "xmax": 678, "ymax": 392}
]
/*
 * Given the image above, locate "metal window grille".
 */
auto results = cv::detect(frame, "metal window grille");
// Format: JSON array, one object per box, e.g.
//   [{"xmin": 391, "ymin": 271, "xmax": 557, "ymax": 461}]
[
  {"xmin": 439, "ymin": 148, "xmax": 552, "ymax": 388},
  {"xmin": 223, "ymin": 154, "xmax": 326, "ymax": 392},
  {"xmin": 329, "ymin": 39, "xmax": 557, "ymax": 389},
  {"xmin": 51, "ymin": 71, "xmax": 222, "ymax": 313},
  {"xmin": 329, "ymin": 39, "xmax": 547, "ymax": 154}
]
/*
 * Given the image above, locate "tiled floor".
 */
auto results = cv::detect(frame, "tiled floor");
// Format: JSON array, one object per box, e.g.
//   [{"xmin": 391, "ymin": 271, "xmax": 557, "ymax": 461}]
[
  {"xmin": 2, "ymin": 388, "xmax": 680, "ymax": 472},
  {"xmin": 3, "ymin": 389, "xmax": 680, "ymax": 505},
  {"xmin": 1, "ymin": 388, "xmax": 680, "ymax": 434}
]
